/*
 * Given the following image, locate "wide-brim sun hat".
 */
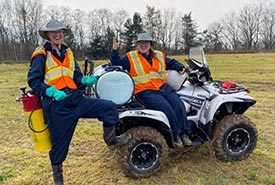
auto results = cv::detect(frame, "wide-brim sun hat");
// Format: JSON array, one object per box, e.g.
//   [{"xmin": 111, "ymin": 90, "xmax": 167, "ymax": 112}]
[
  {"xmin": 136, "ymin": 32, "xmax": 153, "ymax": 43},
  {"xmin": 39, "ymin": 19, "xmax": 71, "ymax": 40}
]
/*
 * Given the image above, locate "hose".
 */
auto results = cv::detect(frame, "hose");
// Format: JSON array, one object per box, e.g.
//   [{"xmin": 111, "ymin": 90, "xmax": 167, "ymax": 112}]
[{"xmin": 27, "ymin": 95, "xmax": 50, "ymax": 133}]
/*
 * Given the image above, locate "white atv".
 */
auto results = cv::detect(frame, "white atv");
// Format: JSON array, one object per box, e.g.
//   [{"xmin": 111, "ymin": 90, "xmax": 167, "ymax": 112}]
[{"xmin": 89, "ymin": 46, "xmax": 257, "ymax": 178}]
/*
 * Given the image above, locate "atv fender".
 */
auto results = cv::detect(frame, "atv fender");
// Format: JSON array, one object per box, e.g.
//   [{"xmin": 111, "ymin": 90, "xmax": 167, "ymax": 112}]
[
  {"xmin": 119, "ymin": 109, "xmax": 170, "ymax": 128},
  {"xmin": 203, "ymin": 92, "xmax": 255, "ymax": 124}
]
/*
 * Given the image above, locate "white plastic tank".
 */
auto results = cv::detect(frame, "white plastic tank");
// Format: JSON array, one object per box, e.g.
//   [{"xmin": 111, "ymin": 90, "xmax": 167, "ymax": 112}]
[{"xmin": 95, "ymin": 71, "xmax": 134, "ymax": 105}]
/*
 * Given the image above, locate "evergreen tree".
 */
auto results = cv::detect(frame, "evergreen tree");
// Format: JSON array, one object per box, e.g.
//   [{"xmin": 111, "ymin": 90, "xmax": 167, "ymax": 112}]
[
  {"xmin": 181, "ymin": 12, "xmax": 198, "ymax": 54},
  {"xmin": 87, "ymin": 34, "xmax": 104, "ymax": 60},
  {"xmin": 143, "ymin": 6, "xmax": 162, "ymax": 42},
  {"xmin": 87, "ymin": 28, "xmax": 115, "ymax": 60},
  {"xmin": 102, "ymin": 27, "xmax": 115, "ymax": 58},
  {"xmin": 121, "ymin": 13, "xmax": 143, "ymax": 52}
]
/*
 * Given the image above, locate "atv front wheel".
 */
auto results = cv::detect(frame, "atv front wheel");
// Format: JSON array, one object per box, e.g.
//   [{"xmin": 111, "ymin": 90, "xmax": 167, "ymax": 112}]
[
  {"xmin": 116, "ymin": 126, "xmax": 169, "ymax": 178},
  {"xmin": 213, "ymin": 114, "xmax": 257, "ymax": 161}
]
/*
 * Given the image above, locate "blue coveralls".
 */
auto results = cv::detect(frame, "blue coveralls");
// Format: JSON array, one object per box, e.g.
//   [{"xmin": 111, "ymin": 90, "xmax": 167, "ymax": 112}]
[
  {"xmin": 110, "ymin": 49, "xmax": 192, "ymax": 140},
  {"xmin": 28, "ymin": 42, "xmax": 119, "ymax": 165}
]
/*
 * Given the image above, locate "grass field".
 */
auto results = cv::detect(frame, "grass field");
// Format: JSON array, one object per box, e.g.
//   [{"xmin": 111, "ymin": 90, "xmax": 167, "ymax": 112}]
[{"xmin": 0, "ymin": 53, "xmax": 275, "ymax": 185}]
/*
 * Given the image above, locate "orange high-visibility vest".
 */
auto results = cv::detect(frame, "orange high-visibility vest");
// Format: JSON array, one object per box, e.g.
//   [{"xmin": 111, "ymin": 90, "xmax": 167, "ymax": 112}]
[
  {"xmin": 31, "ymin": 45, "xmax": 77, "ymax": 90},
  {"xmin": 127, "ymin": 50, "xmax": 166, "ymax": 94}
]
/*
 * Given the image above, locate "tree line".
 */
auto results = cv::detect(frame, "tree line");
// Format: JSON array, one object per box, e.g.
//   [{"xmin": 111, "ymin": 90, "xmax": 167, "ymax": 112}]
[{"xmin": 0, "ymin": 0, "xmax": 274, "ymax": 62}]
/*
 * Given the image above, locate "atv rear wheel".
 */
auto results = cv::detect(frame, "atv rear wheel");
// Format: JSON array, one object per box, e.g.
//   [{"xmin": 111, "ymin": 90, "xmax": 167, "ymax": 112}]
[
  {"xmin": 213, "ymin": 114, "xmax": 257, "ymax": 161},
  {"xmin": 116, "ymin": 126, "xmax": 169, "ymax": 178}
]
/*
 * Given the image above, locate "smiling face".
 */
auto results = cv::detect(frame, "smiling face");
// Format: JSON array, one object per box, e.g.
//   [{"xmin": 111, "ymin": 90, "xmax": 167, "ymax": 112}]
[
  {"xmin": 46, "ymin": 30, "xmax": 65, "ymax": 47},
  {"xmin": 136, "ymin": 41, "xmax": 151, "ymax": 55}
]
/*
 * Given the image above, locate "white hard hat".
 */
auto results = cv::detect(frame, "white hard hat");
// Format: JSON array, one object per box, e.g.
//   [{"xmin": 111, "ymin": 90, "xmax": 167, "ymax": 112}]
[{"xmin": 166, "ymin": 70, "xmax": 188, "ymax": 91}]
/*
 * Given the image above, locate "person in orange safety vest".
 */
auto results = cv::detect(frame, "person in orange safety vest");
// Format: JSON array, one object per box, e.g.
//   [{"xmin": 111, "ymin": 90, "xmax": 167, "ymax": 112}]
[
  {"xmin": 110, "ymin": 32, "xmax": 193, "ymax": 149},
  {"xmin": 27, "ymin": 19, "xmax": 130, "ymax": 185}
]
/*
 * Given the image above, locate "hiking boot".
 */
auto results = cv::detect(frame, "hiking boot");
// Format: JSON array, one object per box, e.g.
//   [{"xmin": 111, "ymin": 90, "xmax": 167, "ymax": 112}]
[
  {"xmin": 174, "ymin": 135, "xmax": 184, "ymax": 149},
  {"xmin": 107, "ymin": 134, "xmax": 131, "ymax": 150},
  {"xmin": 181, "ymin": 134, "xmax": 192, "ymax": 146}
]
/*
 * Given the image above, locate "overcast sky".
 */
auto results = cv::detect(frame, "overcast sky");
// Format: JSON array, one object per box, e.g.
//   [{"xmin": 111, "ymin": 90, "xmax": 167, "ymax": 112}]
[{"xmin": 46, "ymin": 0, "xmax": 255, "ymax": 30}]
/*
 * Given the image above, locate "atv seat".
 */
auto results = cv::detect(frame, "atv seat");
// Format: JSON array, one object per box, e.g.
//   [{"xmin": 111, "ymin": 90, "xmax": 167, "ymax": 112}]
[{"xmin": 117, "ymin": 96, "xmax": 145, "ymax": 111}]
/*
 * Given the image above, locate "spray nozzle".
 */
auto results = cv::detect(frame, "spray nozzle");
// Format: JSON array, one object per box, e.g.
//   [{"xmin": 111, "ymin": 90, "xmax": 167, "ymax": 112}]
[{"xmin": 20, "ymin": 86, "xmax": 27, "ymax": 95}]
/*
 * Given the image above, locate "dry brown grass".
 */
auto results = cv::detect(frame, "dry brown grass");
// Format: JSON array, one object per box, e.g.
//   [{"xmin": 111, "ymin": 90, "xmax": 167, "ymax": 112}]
[{"xmin": 0, "ymin": 53, "xmax": 275, "ymax": 184}]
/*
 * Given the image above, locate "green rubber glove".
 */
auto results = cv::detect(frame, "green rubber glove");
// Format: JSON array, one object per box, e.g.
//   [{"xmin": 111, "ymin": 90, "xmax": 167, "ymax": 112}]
[
  {"xmin": 45, "ymin": 86, "xmax": 68, "ymax": 101},
  {"xmin": 45, "ymin": 86, "xmax": 57, "ymax": 97},
  {"xmin": 52, "ymin": 90, "xmax": 67, "ymax": 101},
  {"xmin": 81, "ymin": 75, "xmax": 98, "ymax": 86}
]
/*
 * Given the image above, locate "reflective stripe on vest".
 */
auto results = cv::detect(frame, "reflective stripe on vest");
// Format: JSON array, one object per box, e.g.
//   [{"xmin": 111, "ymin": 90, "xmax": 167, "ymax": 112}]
[
  {"xmin": 32, "ymin": 45, "xmax": 46, "ymax": 58},
  {"xmin": 44, "ymin": 65, "xmax": 74, "ymax": 83},
  {"xmin": 44, "ymin": 48, "xmax": 76, "ymax": 89},
  {"xmin": 31, "ymin": 46, "xmax": 77, "ymax": 90},
  {"xmin": 127, "ymin": 50, "xmax": 166, "ymax": 94}
]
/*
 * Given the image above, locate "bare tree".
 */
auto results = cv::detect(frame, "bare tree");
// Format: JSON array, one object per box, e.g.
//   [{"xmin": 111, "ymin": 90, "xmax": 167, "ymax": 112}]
[
  {"xmin": 46, "ymin": 5, "xmax": 73, "ymax": 24},
  {"xmin": 9, "ymin": 0, "xmax": 43, "ymax": 61},
  {"xmin": 204, "ymin": 22, "xmax": 225, "ymax": 52},
  {"xmin": 2, "ymin": 0, "xmax": 275, "ymax": 61},
  {"xmin": 28, "ymin": 0, "xmax": 43, "ymax": 46},
  {"xmin": 0, "ymin": 0, "xmax": 13, "ymax": 60},
  {"xmin": 159, "ymin": 8, "xmax": 181, "ymax": 53},
  {"xmin": 221, "ymin": 11, "xmax": 241, "ymax": 50},
  {"xmin": 86, "ymin": 8, "xmax": 112, "ymax": 39},
  {"xmin": 238, "ymin": 3, "xmax": 263, "ymax": 50},
  {"xmin": 71, "ymin": 9, "xmax": 87, "ymax": 57},
  {"xmin": 260, "ymin": 0, "xmax": 275, "ymax": 50},
  {"xmin": 111, "ymin": 9, "xmax": 129, "ymax": 40}
]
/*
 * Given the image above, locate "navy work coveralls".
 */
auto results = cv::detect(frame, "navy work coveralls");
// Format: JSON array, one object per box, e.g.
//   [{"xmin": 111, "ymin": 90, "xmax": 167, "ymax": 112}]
[
  {"xmin": 28, "ymin": 42, "xmax": 119, "ymax": 165},
  {"xmin": 110, "ymin": 49, "xmax": 192, "ymax": 140}
]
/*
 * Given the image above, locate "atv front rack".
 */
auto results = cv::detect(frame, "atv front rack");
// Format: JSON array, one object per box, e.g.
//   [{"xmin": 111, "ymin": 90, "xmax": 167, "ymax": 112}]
[{"xmin": 212, "ymin": 80, "xmax": 248, "ymax": 94}]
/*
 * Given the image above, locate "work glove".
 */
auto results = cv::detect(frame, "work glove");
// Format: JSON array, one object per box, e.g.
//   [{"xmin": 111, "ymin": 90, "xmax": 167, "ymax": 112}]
[
  {"xmin": 81, "ymin": 75, "xmax": 98, "ymax": 86},
  {"xmin": 45, "ymin": 86, "xmax": 68, "ymax": 101}
]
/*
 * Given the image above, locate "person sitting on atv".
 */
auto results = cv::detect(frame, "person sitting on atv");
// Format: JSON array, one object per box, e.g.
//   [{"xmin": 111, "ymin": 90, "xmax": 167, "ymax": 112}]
[{"xmin": 110, "ymin": 32, "xmax": 193, "ymax": 148}]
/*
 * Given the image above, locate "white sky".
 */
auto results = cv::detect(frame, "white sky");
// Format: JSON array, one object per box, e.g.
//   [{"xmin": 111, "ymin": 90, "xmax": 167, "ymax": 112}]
[{"xmin": 46, "ymin": 0, "xmax": 255, "ymax": 30}]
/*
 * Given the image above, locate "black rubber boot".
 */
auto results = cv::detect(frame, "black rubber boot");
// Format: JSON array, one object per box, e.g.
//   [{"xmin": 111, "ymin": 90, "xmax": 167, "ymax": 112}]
[
  {"xmin": 103, "ymin": 125, "xmax": 131, "ymax": 150},
  {"xmin": 51, "ymin": 164, "xmax": 64, "ymax": 185}
]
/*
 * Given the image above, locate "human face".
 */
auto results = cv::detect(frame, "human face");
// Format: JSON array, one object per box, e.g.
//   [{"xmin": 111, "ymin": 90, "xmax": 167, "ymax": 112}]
[
  {"xmin": 46, "ymin": 30, "xmax": 64, "ymax": 47},
  {"xmin": 136, "ymin": 41, "xmax": 151, "ymax": 55}
]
